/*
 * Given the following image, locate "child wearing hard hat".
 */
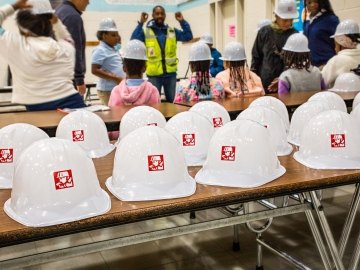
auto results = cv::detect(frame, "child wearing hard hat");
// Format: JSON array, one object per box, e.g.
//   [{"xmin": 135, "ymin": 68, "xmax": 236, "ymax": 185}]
[
  {"xmin": 216, "ymin": 41, "xmax": 264, "ymax": 97},
  {"xmin": 322, "ymin": 19, "xmax": 360, "ymax": 88},
  {"xmin": 174, "ymin": 41, "xmax": 224, "ymax": 102},
  {"xmin": 108, "ymin": 39, "xmax": 160, "ymax": 106},
  {"xmin": 200, "ymin": 33, "xmax": 224, "ymax": 77},
  {"xmin": 0, "ymin": 0, "xmax": 86, "ymax": 111},
  {"xmin": 91, "ymin": 18, "xmax": 125, "ymax": 105},
  {"xmin": 251, "ymin": 0, "xmax": 298, "ymax": 93},
  {"xmin": 278, "ymin": 33, "xmax": 326, "ymax": 94}
]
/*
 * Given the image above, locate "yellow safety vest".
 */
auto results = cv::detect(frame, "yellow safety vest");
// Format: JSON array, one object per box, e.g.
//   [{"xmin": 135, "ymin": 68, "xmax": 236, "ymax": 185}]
[{"xmin": 144, "ymin": 27, "xmax": 178, "ymax": 76}]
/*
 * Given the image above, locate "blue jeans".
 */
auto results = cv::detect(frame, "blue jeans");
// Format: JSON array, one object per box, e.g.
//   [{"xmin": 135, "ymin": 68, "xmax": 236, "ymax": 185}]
[
  {"xmin": 148, "ymin": 74, "xmax": 177, "ymax": 102},
  {"xmin": 25, "ymin": 93, "xmax": 86, "ymax": 111}
]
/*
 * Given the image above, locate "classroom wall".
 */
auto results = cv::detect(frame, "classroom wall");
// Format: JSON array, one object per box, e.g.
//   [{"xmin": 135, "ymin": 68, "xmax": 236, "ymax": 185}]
[{"xmin": 0, "ymin": 0, "xmax": 359, "ymax": 87}]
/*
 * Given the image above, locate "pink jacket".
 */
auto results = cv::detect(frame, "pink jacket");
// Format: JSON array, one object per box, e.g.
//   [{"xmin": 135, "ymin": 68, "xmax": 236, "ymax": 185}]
[
  {"xmin": 108, "ymin": 80, "xmax": 160, "ymax": 106},
  {"xmin": 215, "ymin": 69, "xmax": 265, "ymax": 97}
]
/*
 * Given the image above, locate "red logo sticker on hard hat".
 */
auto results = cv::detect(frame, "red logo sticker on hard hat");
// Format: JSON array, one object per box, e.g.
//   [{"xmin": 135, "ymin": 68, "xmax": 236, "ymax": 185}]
[
  {"xmin": 72, "ymin": 130, "xmax": 84, "ymax": 142},
  {"xmin": 221, "ymin": 146, "xmax": 236, "ymax": 161},
  {"xmin": 53, "ymin": 169, "xmax": 74, "ymax": 190},
  {"xmin": 147, "ymin": 123, "xmax": 158, "ymax": 126},
  {"xmin": 213, "ymin": 117, "xmax": 223, "ymax": 128},
  {"xmin": 183, "ymin": 134, "xmax": 196, "ymax": 146},
  {"xmin": 148, "ymin": 155, "xmax": 164, "ymax": 171},
  {"xmin": 0, "ymin": 148, "xmax": 13, "ymax": 163},
  {"xmin": 331, "ymin": 134, "xmax": 346, "ymax": 148}
]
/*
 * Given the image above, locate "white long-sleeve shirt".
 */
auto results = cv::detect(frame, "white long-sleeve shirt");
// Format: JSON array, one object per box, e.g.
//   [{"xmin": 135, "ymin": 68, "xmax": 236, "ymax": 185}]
[
  {"xmin": 322, "ymin": 45, "xmax": 360, "ymax": 88},
  {"xmin": 0, "ymin": 4, "xmax": 77, "ymax": 104}
]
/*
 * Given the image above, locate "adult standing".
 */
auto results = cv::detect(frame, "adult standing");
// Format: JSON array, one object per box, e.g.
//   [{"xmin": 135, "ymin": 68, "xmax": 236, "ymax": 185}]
[
  {"xmin": 200, "ymin": 33, "xmax": 224, "ymax": 77},
  {"xmin": 251, "ymin": 0, "xmax": 298, "ymax": 93},
  {"xmin": 303, "ymin": 0, "xmax": 339, "ymax": 68},
  {"xmin": 56, "ymin": 0, "xmax": 89, "ymax": 96},
  {"xmin": 131, "ymin": 5, "xmax": 193, "ymax": 102}
]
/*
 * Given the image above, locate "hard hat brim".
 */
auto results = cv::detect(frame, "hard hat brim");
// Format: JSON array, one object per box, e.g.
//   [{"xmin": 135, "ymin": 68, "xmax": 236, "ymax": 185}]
[
  {"xmin": 4, "ymin": 190, "xmax": 111, "ymax": 227},
  {"xmin": 219, "ymin": 57, "xmax": 247, "ymax": 61},
  {"xmin": 0, "ymin": 176, "xmax": 12, "ymax": 189},
  {"xmin": 185, "ymin": 153, "xmax": 207, "ymax": 166},
  {"xmin": 105, "ymin": 174, "xmax": 196, "ymax": 201},
  {"xmin": 287, "ymin": 136, "xmax": 300, "ymax": 147},
  {"xmin": 274, "ymin": 11, "xmax": 299, "ymax": 19},
  {"xmin": 293, "ymin": 152, "xmax": 360, "ymax": 170},
  {"xmin": 195, "ymin": 165, "xmax": 286, "ymax": 188},
  {"xmin": 328, "ymin": 88, "xmax": 360, "ymax": 93},
  {"xmin": 276, "ymin": 143, "xmax": 293, "ymax": 156},
  {"xmin": 87, "ymin": 144, "xmax": 116, "ymax": 159}
]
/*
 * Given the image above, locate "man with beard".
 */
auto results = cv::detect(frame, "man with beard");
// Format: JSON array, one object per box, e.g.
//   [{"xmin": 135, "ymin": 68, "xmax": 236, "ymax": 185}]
[{"xmin": 131, "ymin": 6, "xmax": 193, "ymax": 102}]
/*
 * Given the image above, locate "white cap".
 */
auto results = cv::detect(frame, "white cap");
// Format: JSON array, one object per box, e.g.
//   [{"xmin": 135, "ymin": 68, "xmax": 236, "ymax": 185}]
[
  {"xmin": 294, "ymin": 110, "xmax": 360, "ymax": 169},
  {"xmin": 98, "ymin": 18, "xmax": 118, "ymax": 31},
  {"xmin": 274, "ymin": 0, "xmax": 299, "ymax": 19},
  {"xmin": 106, "ymin": 126, "xmax": 196, "ymax": 201},
  {"xmin": 282, "ymin": 33, "xmax": 310, "ymax": 52},
  {"xmin": 119, "ymin": 106, "xmax": 167, "ymax": 140},
  {"xmin": 249, "ymin": 96, "xmax": 290, "ymax": 133},
  {"xmin": 189, "ymin": 101, "xmax": 231, "ymax": 129},
  {"xmin": 123, "ymin": 39, "xmax": 147, "ymax": 60},
  {"xmin": 328, "ymin": 73, "xmax": 360, "ymax": 92},
  {"xmin": 0, "ymin": 124, "xmax": 49, "ymax": 189},
  {"xmin": 237, "ymin": 106, "xmax": 293, "ymax": 156},
  {"xmin": 200, "ymin": 33, "xmax": 213, "ymax": 45},
  {"xmin": 28, "ymin": 0, "xmax": 54, "ymax": 14},
  {"xmin": 331, "ymin": 19, "xmax": 360, "ymax": 38},
  {"xmin": 308, "ymin": 91, "xmax": 347, "ymax": 112},
  {"xmin": 165, "ymin": 111, "xmax": 214, "ymax": 166},
  {"xmin": 4, "ymin": 138, "xmax": 111, "ymax": 227},
  {"xmin": 353, "ymin": 92, "xmax": 360, "ymax": 110},
  {"xmin": 56, "ymin": 110, "xmax": 115, "ymax": 158},
  {"xmin": 257, "ymin": 19, "xmax": 272, "ymax": 31},
  {"xmin": 189, "ymin": 41, "xmax": 213, "ymax": 61},
  {"xmin": 288, "ymin": 101, "xmax": 331, "ymax": 146},
  {"xmin": 219, "ymin": 41, "xmax": 247, "ymax": 61},
  {"xmin": 195, "ymin": 120, "xmax": 286, "ymax": 188}
]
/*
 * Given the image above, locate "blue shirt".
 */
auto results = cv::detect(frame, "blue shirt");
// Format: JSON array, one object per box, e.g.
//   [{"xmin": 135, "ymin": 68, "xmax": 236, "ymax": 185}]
[
  {"xmin": 127, "ymin": 79, "xmax": 145, "ymax": 86},
  {"xmin": 210, "ymin": 48, "xmax": 224, "ymax": 77},
  {"xmin": 92, "ymin": 41, "xmax": 125, "ymax": 91}
]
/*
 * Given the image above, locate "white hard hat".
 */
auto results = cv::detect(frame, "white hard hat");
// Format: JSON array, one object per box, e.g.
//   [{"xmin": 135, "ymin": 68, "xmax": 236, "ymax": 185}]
[
  {"xmin": 274, "ymin": 0, "xmax": 299, "ymax": 19},
  {"xmin": 119, "ymin": 106, "xmax": 167, "ymax": 140},
  {"xmin": 189, "ymin": 41, "xmax": 213, "ymax": 61},
  {"xmin": 237, "ymin": 106, "xmax": 292, "ymax": 156},
  {"xmin": 195, "ymin": 120, "xmax": 286, "ymax": 188},
  {"xmin": 294, "ymin": 110, "xmax": 360, "ymax": 169},
  {"xmin": 351, "ymin": 103, "xmax": 360, "ymax": 122},
  {"xmin": 123, "ymin": 39, "xmax": 147, "ymax": 60},
  {"xmin": 0, "ymin": 123, "xmax": 49, "ymax": 189},
  {"xmin": 4, "ymin": 138, "xmax": 111, "ymax": 227},
  {"xmin": 353, "ymin": 92, "xmax": 360, "ymax": 110},
  {"xmin": 328, "ymin": 73, "xmax": 360, "ymax": 92},
  {"xmin": 282, "ymin": 33, "xmax": 310, "ymax": 52},
  {"xmin": 56, "ymin": 110, "xmax": 115, "ymax": 158},
  {"xmin": 219, "ymin": 41, "xmax": 246, "ymax": 61},
  {"xmin": 200, "ymin": 33, "xmax": 213, "ymax": 45},
  {"xmin": 249, "ymin": 96, "xmax": 290, "ymax": 133},
  {"xmin": 257, "ymin": 19, "xmax": 272, "ymax": 31},
  {"xmin": 308, "ymin": 91, "xmax": 347, "ymax": 112},
  {"xmin": 331, "ymin": 19, "xmax": 360, "ymax": 38},
  {"xmin": 165, "ymin": 111, "xmax": 214, "ymax": 166},
  {"xmin": 189, "ymin": 101, "xmax": 231, "ymax": 129},
  {"xmin": 98, "ymin": 18, "xmax": 118, "ymax": 31},
  {"xmin": 288, "ymin": 101, "xmax": 331, "ymax": 146},
  {"xmin": 28, "ymin": 0, "xmax": 54, "ymax": 14},
  {"xmin": 106, "ymin": 126, "xmax": 196, "ymax": 201}
]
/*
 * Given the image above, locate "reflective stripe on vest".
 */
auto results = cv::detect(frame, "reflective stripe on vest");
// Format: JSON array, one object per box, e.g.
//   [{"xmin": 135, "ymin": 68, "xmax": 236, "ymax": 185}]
[{"xmin": 144, "ymin": 27, "xmax": 178, "ymax": 76}]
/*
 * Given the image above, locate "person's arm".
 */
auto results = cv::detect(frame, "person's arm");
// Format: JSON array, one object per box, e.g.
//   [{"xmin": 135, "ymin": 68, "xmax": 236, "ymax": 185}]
[
  {"xmin": 130, "ymin": 12, "xmax": 147, "ymax": 42},
  {"xmin": 0, "ymin": 0, "xmax": 30, "ymax": 27},
  {"xmin": 278, "ymin": 73, "xmax": 290, "ymax": 94},
  {"xmin": 91, "ymin": 64, "xmax": 122, "ymax": 85},
  {"xmin": 51, "ymin": 15, "xmax": 73, "ymax": 44},
  {"xmin": 174, "ymin": 12, "xmax": 193, "ymax": 42},
  {"xmin": 251, "ymin": 32, "xmax": 263, "ymax": 76}
]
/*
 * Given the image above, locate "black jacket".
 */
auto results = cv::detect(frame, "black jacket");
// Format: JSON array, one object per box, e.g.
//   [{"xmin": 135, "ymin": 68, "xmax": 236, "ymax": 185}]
[{"xmin": 251, "ymin": 25, "xmax": 297, "ymax": 93}]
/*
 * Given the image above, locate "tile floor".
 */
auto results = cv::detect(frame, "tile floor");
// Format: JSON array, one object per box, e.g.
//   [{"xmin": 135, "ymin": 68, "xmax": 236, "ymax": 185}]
[{"xmin": 1, "ymin": 185, "xmax": 358, "ymax": 270}]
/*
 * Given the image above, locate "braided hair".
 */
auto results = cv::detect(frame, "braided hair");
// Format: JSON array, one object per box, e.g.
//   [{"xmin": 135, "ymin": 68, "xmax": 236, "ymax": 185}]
[
  {"xmin": 282, "ymin": 50, "xmax": 311, "ymax": 71},
  {"xmin": 228, "ymin": 60, "xmax": 254, "ymax": 95},
  {"xmin": 189, "ymin": 60, "xmax": 211, "ymax": 96}
]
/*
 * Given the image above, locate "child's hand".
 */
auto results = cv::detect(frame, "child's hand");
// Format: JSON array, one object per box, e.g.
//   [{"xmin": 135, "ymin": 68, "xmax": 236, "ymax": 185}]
[
  {"xmin": 267, "ymin": 78, "xmax": 279, "ymax": 93},
  {"xmin": 175, "ymin": 12, "xmax": 184, "ymax": 21},
  {"xmin": 140, "ymin": 12, "xmax": 148, "ymax": 24},
  {"xmin": 12, "ymin": 0, "xmax": 31, "ymax": 10}
]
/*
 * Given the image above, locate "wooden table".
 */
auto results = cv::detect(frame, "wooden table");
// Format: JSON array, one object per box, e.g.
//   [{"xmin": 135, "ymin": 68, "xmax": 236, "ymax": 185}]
[
  {"xmin": 174, "ymin": 91, "xmax": 358, "ymax": 117},
  {"xmin": 0, "ymin": 151, "xmax": 359, "ymax": 269},
  {"xmin": 0, "ymin": 103, "xmax": 189, "ymax": 136}
]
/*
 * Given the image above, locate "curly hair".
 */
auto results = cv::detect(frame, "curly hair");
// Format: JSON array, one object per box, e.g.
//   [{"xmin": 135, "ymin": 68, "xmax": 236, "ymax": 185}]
[{"xmin": 16, "ymin": 10, "xmax": 53, "ymax": 37}]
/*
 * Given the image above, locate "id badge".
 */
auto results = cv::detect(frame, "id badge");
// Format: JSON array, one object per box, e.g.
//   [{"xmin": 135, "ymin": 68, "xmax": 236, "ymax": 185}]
[{"xmin": 147, "ymin": 47, "xmax": 155, "ymax": 57}]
